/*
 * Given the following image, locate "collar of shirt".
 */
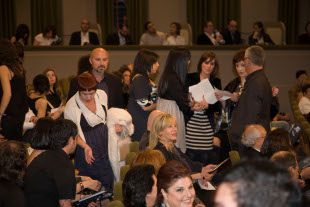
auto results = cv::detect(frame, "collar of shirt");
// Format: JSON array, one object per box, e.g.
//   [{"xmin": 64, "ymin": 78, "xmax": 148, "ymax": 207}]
[
  {"xmin": 118, "ymin": 31, "xmax": 126, "ymax": 45},
  {"xmin": 245, "ymin": 69, "xmax": 263, "ymax": 83},
  {"xmin": 81, "ymin": 31, "xmax": 90, "ymax": 45},
  {"xmin": 204, "ymin": 32, "xmax": 217, "ymax": 45}
]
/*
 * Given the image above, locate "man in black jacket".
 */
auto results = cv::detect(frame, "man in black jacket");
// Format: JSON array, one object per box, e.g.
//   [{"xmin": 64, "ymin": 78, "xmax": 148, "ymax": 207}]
[
  {"xmin": 69, "ymin": 19, "xmax": 99, "ymax": 45},
  {"xmin": 106, "ymin": 24, "xmax": 133, "ymax": 45},
  {"xmin": 231, "ymin": 45, "xmax": 272, "ymax": 147},
  {"xmin": 221, "ymin": 20, "xmax": 242, "ymax": 45},
  {"xmin": 67, "ymin": 48, "xmax": 125, "ymax": 108}
]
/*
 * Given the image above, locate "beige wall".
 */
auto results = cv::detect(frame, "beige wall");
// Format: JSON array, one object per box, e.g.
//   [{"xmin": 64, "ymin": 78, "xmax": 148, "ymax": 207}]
[{"xmin": 148, "ymin": 0, "xmax": 187, "ymax": 33}]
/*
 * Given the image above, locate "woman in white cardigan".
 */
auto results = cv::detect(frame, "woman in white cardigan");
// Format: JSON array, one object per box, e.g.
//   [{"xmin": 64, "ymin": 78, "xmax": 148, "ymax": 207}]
[{"xmin": 64, "ymin": 72, "xmax": 114, "ymax": 191}]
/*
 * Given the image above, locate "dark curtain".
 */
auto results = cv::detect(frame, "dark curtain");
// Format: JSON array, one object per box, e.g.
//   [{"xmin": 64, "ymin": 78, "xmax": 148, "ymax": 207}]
[
  {"xmin": 30, "ymin": 0, "xmax": 63, "ymax": 42},
  {"xmin": 127, "ymin": 0, "xmax": 148, "ymax": 45},
  {"xmin": 278, "ymin": 0, "xmax": 299, "ymax": 44},
  {"xmin": 0, "ymin": 0, "xmax": 16, "ymax": 40},
  {"xmin": 96, "ymin": 0, "xmax": 114, "ymax": 45},
  {"xmin": 187, "ymin": 0, "xmax": 240, "ymax": 44}
]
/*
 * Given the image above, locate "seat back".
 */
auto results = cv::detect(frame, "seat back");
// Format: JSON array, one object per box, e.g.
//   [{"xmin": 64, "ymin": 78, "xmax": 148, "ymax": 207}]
[{"xmin": 264, "ymin": 21, "xmax": 286, "ymax": 45}]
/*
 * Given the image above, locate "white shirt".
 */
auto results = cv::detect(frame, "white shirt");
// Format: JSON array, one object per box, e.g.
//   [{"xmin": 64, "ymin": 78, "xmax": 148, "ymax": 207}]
[
  {"xmin": 299, "ymin": 96, "xmax": 310, "ymax": 115},
  {"xmin": 204, "ymin": 32, "xmax": 217, "ymax": 45},
  {"xmin": 81, "ymin": 32, "xmax": 90, "ymax": 45},
  {"xmin": 164, "ymin": 35, "xmax": 185, "ymax": 45},
  {"xmin": 140, "ymin": 31, "xmax": 165, "ymax": 45},
  {"xmin": 34, "ymin": 33, "xmax": 58, "ymax": 46},
  {"xmin": 118, "ymin": 32, "xmax": 126, "ymax": 45}
]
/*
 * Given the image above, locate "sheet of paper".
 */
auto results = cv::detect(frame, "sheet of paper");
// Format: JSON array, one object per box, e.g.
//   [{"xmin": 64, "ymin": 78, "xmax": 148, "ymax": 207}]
[
  {"xmin": 198, "ymin": 179, "xmax": 216, "ymax": 190},
  {"xmin": 214, "ymin": 88, "xmax": 232, "ymax": 101},
  {"xmin": 189, "ymin": 79, "xmax": 218, "ymax": 104}
]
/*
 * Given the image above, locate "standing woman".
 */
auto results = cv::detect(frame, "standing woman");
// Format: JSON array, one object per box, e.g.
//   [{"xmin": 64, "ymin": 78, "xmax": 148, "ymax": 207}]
[
  {"xmin": 186, "ymin": 51, "xmax": 222, "ymax": 165},
  {"xmin": 0, "ymin": 40, "xmax": 28, "ymax": 141},
  {"xmin": 157, "ymin": 48, "xmax": 200, "ymax": 153},
  {"xmin": 64, "ymin": 72, "xmax": 114, "ymax": 190},
  {"xmin": 128, "ymin": 50, "xmax": 159, "ymax": 141}
]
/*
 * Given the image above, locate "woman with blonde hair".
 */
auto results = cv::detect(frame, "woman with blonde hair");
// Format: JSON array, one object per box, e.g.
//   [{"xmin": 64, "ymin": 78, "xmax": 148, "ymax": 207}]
[{"xmin": 148, "ymin": 113, "xmax": 215, "ymax": 182}]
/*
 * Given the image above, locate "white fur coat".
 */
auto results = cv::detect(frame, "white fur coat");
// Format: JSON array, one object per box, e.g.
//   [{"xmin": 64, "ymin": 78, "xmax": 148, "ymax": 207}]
[{"xmin": 107, "ymin": 108, "xmax": 134, "ymax": 182}]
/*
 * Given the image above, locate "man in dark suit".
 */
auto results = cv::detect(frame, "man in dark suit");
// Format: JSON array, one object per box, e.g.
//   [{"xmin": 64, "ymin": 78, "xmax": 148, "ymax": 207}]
[
  {"xmin": 221, "ymin": 20, "xmax": 242, "ymax": 45},
  {"xmin": 67, "ymin": 48, "xmax": 125, "ymax": 108},
  {"xmin": 239, "ymin": 124, "xmax": 266, "ymax": 160},
  {"xmin": 231, "ymin": 45, "xmax": 272, "ymax": 146},
  {"xmin": 106, "ymin": 24, "xmax": 133, "ymax": 45},
  {"xmin": 69, "ymin": 19, "xmax": 99, "ymax": 45},
  {"xmin": 197, "ymin": 20, "xmax": 225, "ymax": 45}
]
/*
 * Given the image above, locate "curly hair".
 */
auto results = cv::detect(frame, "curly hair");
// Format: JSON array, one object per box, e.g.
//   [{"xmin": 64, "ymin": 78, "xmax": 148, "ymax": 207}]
[
  {"xmin": 0, "ymin": 39, "xmax": 25, "ymax": 77},
  {"xmin": 123, "ymin": 165, "xmax": 155, "ymax": 207},
  {"xmin": 0, "ymin": 141, "xmax": 27, "ymax": 183}
]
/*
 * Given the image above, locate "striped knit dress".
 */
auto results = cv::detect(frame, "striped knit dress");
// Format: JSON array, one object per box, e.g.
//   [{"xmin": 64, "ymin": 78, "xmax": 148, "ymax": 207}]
[{"xmin": 186, "ymin": 112, "xmax": 214, "ymax": 151}]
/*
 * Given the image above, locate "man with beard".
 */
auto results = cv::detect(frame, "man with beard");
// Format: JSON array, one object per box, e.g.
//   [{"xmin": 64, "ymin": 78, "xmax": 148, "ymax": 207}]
[{"xmin": 67, "ymin": 48, "xmax": 124, "ymax": 108}]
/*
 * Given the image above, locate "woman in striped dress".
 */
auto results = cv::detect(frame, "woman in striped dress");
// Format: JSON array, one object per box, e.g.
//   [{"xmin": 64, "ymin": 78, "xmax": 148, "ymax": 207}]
[{"xmin": 186, "ymin": 51, "xmax": 222, "ymax": 165}]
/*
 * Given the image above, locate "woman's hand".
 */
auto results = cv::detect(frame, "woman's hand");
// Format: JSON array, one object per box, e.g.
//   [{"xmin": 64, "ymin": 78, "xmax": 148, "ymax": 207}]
[
  {"xmin": 196, "ymin": 95, "xmax": 209, "ymax": 109},
  {"xmin": 84, "ymin": 146, "xmax": 95, "ymax": 165},
  {"xmin": 214, "ymin": 92, "xmax": 223, "ymax": 101},
  {"xmin": 201, "ymin": 164, "xmax": 217, "ymax": 181},
  {"xmin": 272, "ymin": 86, "xmax": 279, "ymax": 97},
  {"xmin": 230, "ymin": 92, "xmax": 240, "ymax": 102},
  {"xmin": 80, "ymin": 176, "xmax": 92, "ymax": 181},
  {"xmin": 83, "ymin": 180, "xmax": 102, "ymax": 191}
]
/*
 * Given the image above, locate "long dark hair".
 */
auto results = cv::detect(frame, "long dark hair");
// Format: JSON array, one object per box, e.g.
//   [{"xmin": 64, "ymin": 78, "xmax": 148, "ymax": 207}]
[
  {"xmin": 15, "ymin": 24, "xmax": 29, "ymax": 45},
  {"xmin": 133, "ymin": 50, "xmax": 159, "ymax": 79},
  {"xmin": 254, "ymin": 21, "xmax": 265, "ymax": 35},
  {"xmin": 158, "ymin": 48, "xmax": 191, "ymax": 97},
  {"xmin": 0, "ymin": 39, "xmax": 25, "ymax": 77},
  {"xmin": 197, "ymin": 51, "xmax": 219, "ymax": 79}
]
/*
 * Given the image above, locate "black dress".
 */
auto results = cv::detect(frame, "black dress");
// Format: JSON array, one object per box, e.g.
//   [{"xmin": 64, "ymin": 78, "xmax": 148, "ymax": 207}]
[
  {"xmin": 46, "ymin": 90, "xmax": 62, "ymax": 108},
  {"xmin": 27, "ymin": 96, "xmax": 51, "ymax": 116},
  {"xmin": 75, "ymin": 114, "xmax": 114, "ymax": 191},
  {"xmin": 0, "ymin": 74, "xmax": 27, "ymax": 140}
]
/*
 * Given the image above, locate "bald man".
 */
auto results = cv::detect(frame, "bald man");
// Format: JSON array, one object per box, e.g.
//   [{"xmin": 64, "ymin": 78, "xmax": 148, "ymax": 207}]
[
  {"xmin": 67, "ymin": 48, "xmax": 124, "ymax": 108},
  {"xmin": 139, "ymin": 110, "xmax": 165, "ymax": 150},
  {"xmin": 69, "ymin": 19, "xmax": 99, "ymax": 45},
  {"xmin": 239, "ymin": 124, "xmax": 266, "ymax": 160}
]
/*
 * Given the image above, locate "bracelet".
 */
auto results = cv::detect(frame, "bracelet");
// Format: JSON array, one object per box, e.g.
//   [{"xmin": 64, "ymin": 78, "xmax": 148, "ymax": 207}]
[{"xmin": 80, "ymin": 182, "xmax": 84, "ymax": 191}]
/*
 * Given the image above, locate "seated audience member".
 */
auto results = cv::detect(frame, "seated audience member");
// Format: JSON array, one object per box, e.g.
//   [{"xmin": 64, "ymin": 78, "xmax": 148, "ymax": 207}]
[
  {"xmin": 43, "ymin": 68, "xmax": 64, "ymax": 109},
  {"xmin": 27, "ymin": 74, "xmax": 63, "ymax": 123},
  {"xmin": 24, "ymin": 119, "xmax": 77, "ymax": 207},
  {"xmin": 10, "ymin": 23, "xmax": 30, "ymax": 46},
  {"xmin": 123, "ymin": 165, "xmax": 157, "ymax": 207},
  {"xmin": 295, "ymin": 74, "xmax": 310, "ymax": 103},
  {"xmin": 33, "ymin": 25, "xmax": 59, "ymax": 46},
  {"xmin": 139, "ymin": 110, "xmax": 165, "ymax": 151},
  {"xmin": 298, "ymin": 21, "xmax": 310, "ymax": 44},
  {"xmin": 140, "ymin": 21, "xmax": 165, "ymax": 45},
  {"xmin": 69, "ymin": 19, "xmax": 99, "ymax": 45},
  {"xmin": 248, "ymin": 21, "xmax": 275, "ymax": 45},
  {"xmin": 106, "ymin": 24, "xmax": 133, "ymax": 45},
  {"xmin": 107, "ymin": 107, "xmax": 134, "ymax": 182},
  {"xmin": 157, "ymin": 160, "xmax": 204, "ymax": 207},
  {"xmin": 114, "ymin": 65, "xmax": 132, "ymax": 107},
  {"xmin": 240, "ymin": 124, "xmax": 266, "ymax": 159},
  {"xmin": 214, "ymin": 160, "xmax": 302, "ymax": 207},
  {"xmin": 148, "ymin": 113, "xmax": 216, "ymax": 182},
  {"xmin": 27, "ymin": 117, "xmax": 55, "ymax": 166},
  {"xmin": 260, "ymin": 128, "xmax": 295, "ymax": 159},
  {"xmin": 130, "ymin": 149, "xmax": 166, "ymax": 174},
  {"xmin": 299, "ymin": 84, "xmax": 310, "ymax": 115},
  {"xmin": 197, "ymin": 20, "xmax": 225, "ymax": 45},
  {"xmin": 0, "ymin": 141, "xmax": 27, "ymax": 207},
  {"xmin": 163, "ymin": 22, "xmax": 185, "ymax": 45},
  {"xmin": 221, "ymin": 20, "xmax": 242, "ymax": 45}
]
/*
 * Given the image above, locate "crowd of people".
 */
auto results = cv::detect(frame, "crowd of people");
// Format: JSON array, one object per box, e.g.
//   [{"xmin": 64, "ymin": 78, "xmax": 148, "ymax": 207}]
[
  {"xmin": 9, "ymin": 19, "xmax": 310, "ymax": 46},
  {"xmin": 1, "ymin": 23, "xmax": 310, "ymax": 207}
]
